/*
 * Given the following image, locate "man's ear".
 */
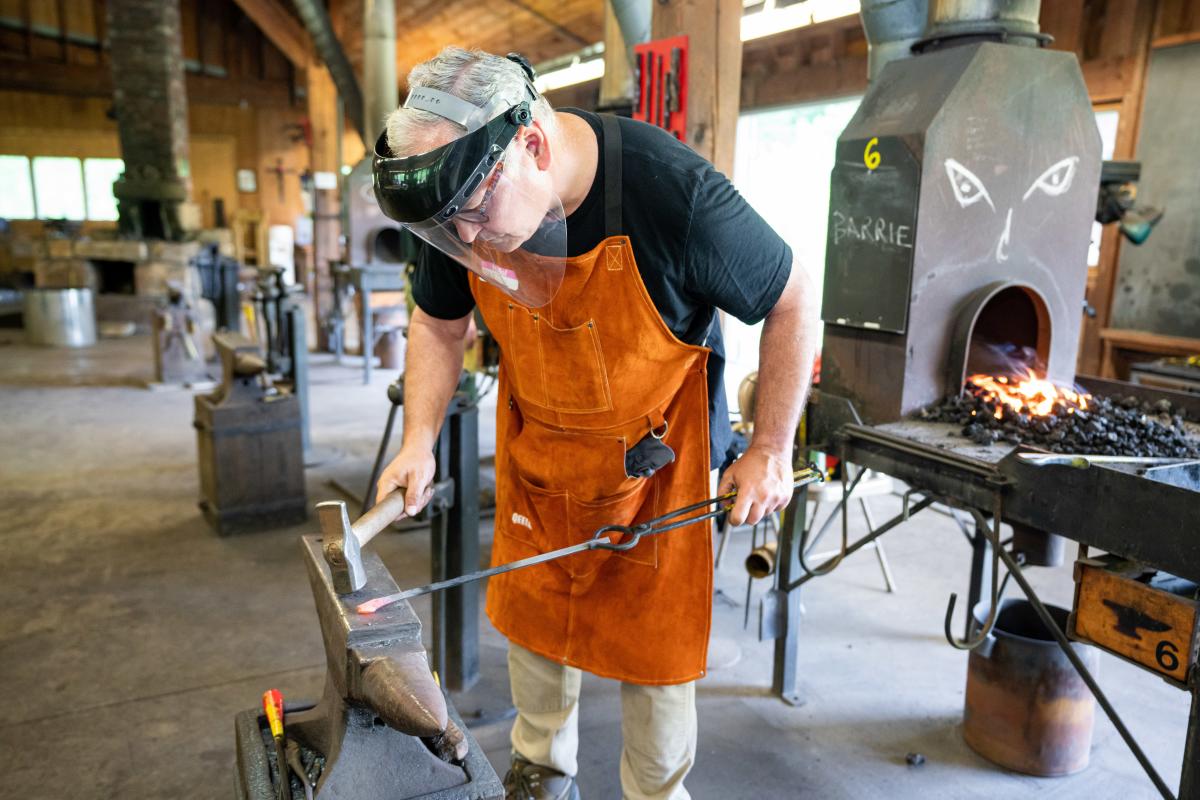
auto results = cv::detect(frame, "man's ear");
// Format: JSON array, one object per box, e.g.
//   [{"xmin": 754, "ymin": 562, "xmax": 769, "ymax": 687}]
[{"xmin": 522, "ymin": 121, "xmax": 553, "ymax": 171}]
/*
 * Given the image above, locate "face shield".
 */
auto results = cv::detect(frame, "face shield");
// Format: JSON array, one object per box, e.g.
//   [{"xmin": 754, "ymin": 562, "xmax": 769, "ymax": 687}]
[{"xmin": 373, "ymin": 87, "xmax": 566, "ymax": 308}]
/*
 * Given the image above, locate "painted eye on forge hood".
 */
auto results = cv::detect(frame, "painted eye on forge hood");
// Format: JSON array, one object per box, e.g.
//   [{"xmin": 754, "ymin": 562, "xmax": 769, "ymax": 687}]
[
  {"xmin": 1023, "ymin": 156, "xmax": 1079, "ymax": 201},
  {"xmin": 944, "ymin": 158, "xmax": 995, "ymax": 212}
]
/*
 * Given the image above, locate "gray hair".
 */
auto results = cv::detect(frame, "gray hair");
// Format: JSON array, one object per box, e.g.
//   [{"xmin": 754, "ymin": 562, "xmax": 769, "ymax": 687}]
[{"xmin": 385, "ymin": 46, "xmax": 558, "ymax": 157}]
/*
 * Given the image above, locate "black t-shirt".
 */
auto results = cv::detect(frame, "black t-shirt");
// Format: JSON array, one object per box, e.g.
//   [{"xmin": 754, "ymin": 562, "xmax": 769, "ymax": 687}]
[{"xmin": 412, "ymin": 108, "xmax": 793, "ymax": 466}]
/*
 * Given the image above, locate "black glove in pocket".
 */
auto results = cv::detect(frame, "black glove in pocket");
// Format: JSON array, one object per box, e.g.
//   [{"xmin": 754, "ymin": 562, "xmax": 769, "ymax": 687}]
[{"xmin": 624, "ymin": 434, "xmax": 676, "ymax": 479}]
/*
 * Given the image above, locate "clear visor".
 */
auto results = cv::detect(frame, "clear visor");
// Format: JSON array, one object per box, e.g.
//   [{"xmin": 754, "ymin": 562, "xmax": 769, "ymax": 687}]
[{"xmin": 409, "ymin": 159, "xmax": 566, "ymax": 308}]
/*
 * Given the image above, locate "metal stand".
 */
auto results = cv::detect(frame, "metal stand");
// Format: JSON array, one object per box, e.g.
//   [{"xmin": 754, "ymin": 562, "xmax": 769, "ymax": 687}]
[
  {"xmin": 771, "ymin": 484, "xmax": 809, "ymax": 706},
  {"xmin": 1183, "ymin": 685, "xmax": 1200, "ymax": 799},
  {"xmin": 330, "ymin": 263, "xmax": 407, "ymax": 385},
  {"xmin": 770, "ymin": 473, "xmax": 1178, "ymax": 799}
]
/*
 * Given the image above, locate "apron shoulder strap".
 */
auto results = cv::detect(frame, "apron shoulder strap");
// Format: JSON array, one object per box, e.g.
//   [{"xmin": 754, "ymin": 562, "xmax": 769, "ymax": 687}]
[{"xmin": 600, "ymin": 114, "xmax": 623, "ymax": 238}]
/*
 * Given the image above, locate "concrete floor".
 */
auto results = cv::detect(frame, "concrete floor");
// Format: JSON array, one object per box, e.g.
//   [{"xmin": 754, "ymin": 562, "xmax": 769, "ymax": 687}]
[{"xmin": 0, "ymin": 330, "xmax": 1188, "ymax": 799}]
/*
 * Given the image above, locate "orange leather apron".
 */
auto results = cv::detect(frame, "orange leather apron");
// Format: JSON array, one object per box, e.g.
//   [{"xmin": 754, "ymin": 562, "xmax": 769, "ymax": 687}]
[{"xmin": 468, "ymin": 115, "xmax": 713, "ymax": 685}]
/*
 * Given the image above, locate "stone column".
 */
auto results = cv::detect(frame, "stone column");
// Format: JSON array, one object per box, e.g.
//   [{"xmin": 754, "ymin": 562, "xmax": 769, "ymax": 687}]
[{"xmin": 107, "ymin": 0, "xmax": 191, "ymax": 241}]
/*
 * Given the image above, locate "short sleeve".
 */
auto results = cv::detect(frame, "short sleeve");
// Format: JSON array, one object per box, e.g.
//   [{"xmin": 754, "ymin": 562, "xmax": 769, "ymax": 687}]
[
  {"xmin": 411, "ymin": 241, "xmax": 476, "ymax": 320},
  {"xmin": 683, "ymin": 168, "xmax": 792, "ymax": 325}
]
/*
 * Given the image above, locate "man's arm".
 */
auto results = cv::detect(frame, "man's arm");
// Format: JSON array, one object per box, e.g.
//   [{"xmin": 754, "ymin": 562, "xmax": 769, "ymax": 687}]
[
  {"xmin": 375, "ymin": 306, "xmax": 472, "ymax": 514},
  {"xmin": 718, "ymin": 260, "xmax": 819, "ymax": 526}
]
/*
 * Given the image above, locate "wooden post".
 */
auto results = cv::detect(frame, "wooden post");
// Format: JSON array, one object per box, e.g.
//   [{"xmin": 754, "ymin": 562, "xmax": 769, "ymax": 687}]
[
  {"xmin": 600, "ymin": 1, "xmax": 632, "ymax": 108},
  {"xmin": 651, "ymin": 0, "xmax": 743, "ymax": 174},
  {"xmin": 308, "ymin": 62, "xmax": 341, "ymax": 348}
]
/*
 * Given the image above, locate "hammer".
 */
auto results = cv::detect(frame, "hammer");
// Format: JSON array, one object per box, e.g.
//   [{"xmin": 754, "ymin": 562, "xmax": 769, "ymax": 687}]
[{"xmin": 319, "ymin": 488, "xmax": 432, "ymax": 594}]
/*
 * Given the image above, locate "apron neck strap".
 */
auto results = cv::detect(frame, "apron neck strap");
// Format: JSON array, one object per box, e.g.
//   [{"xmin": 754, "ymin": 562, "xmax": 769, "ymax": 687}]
[{"xmin": 600, "ymin": 114, "xmax": 623, "ymax": 238}]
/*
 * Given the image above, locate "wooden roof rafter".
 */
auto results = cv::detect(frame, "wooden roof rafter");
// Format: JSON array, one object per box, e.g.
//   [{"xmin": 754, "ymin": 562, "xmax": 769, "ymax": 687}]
[{"xmin": 230, "ymin": 0, "xmax": 312, "ymax": 67}]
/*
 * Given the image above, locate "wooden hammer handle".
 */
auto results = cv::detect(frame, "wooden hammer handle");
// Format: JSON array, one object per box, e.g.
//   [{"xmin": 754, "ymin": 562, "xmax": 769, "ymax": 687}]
[{"xmin": 351, "ymin": 491, "xmax": 409, "ymax": 550}]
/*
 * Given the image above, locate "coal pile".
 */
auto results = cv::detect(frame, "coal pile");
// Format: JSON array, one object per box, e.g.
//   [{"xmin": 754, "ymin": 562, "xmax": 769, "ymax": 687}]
[{"xmin": 919, "ymin": 385, "xmax": 1200, "ymax": 458}]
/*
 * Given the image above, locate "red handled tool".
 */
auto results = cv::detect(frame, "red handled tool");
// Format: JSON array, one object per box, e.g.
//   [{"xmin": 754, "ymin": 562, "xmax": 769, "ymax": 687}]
[{"xmin": 262, "ymin": 689, "xmax": 291, "ymax": 800}]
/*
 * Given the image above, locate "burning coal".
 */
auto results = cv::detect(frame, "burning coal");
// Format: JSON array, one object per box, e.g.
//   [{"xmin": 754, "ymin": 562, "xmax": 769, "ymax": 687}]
[
  {"xmin": 968, "ymin": 368, "xmax": 1090, "ymax": 420},
  {"xmin": 919, "ymin": 372, "xmax": 1200, "ymax": 458},
  {"xmin": 919, "ymin": 341, "xmax": 1200, "ymax": 457}
]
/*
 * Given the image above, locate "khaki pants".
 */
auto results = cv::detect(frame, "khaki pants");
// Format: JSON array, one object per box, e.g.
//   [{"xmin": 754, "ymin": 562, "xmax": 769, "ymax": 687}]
[{"xmin": 508, "ymin": 642, "xmax": 697, "ymax": 800}]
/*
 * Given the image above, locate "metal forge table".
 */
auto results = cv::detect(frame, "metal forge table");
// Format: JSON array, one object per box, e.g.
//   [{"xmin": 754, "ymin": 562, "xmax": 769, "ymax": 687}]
[{"xmin": 767, "ymin": 387, "xmax": 1200, "ymax": 799}]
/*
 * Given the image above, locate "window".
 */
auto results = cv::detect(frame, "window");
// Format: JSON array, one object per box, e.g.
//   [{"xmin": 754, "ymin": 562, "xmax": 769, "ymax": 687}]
[
  {"xmin": 84, "ymin": 158, "xmax": 124, "ymax": 221},
  {"xmin": 0, "ymin": 155, "xmax": 124, "ymax": 221},
  {"xmin": 0, "ymin": 156, "xmax": 35, "ymax": 220},
  {"xmin": 32, "ymin": 157, "xmax": 86, "ymax": 220},
  {"xmin": 1088, "ymin": 108, "xmax": 1120, "ymax": 267},
  {"xmin": 723, "ymin": 96, "xmax": 863, "ymax": 410}
]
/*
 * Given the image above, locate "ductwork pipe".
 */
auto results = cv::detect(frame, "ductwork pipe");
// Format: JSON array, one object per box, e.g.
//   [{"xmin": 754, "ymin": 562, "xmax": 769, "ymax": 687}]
[
  {"xmin": 291, "ymin": 0, "xmax": 365, "ymax": 137},
  {"xmin": 610, "ymin": 0, "xmax": 651, "ymax": 51},
  {"xmin": 925, "ymin": 0, "xmax": 1041, "ymax": 41},
  {"xmin": 860, "ymin": 0, "xmax": 929, "ymax": 82},
  {"xmin": 363, "ymin": 0, "xmax": 397, "ymax": 146}
]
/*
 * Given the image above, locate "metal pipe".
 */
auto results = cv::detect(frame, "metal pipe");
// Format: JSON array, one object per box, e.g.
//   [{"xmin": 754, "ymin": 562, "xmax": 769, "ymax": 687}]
[
  {"xmin": 746, "ymin": 540, "xmax": 777, "ymax": 579},
  {"xmin": 290, "ymin": 0, "xmax": 364, "ymax": 137},
  {"xmin": 925, "ymin": 0, "xmax": 1041, "ymax": 40},
  {"xmin": 610, "ymin": 0, "xmax": 651, "ymax": 52},
  {"xmin": 859, "ymin": 0, "xmax": 929, "ymax": 82},
  {"xmin": 362, "ymin": 0, "xmax": 396, "ymax": 147}
]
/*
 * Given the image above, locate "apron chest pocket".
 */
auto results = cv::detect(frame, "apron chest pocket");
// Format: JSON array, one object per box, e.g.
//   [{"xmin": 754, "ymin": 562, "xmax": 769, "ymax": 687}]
[{"xmin": 507, "ymin": 307, "xmax": 613, "ymax": 414}]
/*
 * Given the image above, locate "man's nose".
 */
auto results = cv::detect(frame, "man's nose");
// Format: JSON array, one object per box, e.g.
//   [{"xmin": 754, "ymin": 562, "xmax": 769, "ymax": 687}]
[{"xmin": 454, "ymin": 219, "xmax": 481, "ymax": 243}]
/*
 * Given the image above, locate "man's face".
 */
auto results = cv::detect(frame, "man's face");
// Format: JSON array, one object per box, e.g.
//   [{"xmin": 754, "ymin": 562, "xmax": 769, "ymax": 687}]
[{"xmin": 451, "ymin": 137, "xmax": 555, "ymax": 253}]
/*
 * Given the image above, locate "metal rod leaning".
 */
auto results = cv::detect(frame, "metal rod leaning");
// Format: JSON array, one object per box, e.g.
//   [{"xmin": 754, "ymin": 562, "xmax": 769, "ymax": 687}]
[
  {"xmin": 995, "ymin": 538, "xmax": 1175, "ymax": 799},
  {"xmin": 788, "ymin": 496, "xmax": 935, "ymax": 592}
]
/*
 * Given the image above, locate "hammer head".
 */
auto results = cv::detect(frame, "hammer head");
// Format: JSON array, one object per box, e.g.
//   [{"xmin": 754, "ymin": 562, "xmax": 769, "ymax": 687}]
[{"xmin": 318, "ymin": 500, "xmax": 365, "ymax": 593}]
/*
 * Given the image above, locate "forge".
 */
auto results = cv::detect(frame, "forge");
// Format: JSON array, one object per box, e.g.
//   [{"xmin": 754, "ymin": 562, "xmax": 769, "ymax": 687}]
[{"xmin": 818, "ymin": 37, "xmax": 1100, "ymax": 423}]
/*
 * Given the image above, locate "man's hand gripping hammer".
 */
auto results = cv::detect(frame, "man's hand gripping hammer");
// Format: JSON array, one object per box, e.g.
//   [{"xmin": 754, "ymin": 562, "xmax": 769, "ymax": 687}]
[{"xmin": 320, "ymin": 486, "xmax": 436, "ymax": 594}]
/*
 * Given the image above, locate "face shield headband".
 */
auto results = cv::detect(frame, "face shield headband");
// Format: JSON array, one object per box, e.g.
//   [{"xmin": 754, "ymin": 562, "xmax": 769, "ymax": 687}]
[
  {"xmin": 370, "ymin": 78, "xmax": 567, "ymax": 308},
  {"xmin": 371, "ymin": 101, "xmax": 531, "ymax": 228}
]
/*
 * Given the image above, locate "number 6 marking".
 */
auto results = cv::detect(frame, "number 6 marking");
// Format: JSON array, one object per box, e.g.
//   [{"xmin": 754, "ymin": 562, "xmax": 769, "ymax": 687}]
[
  {"xmin": 1156, "ymin": 640, "xmax": 1180, "ymax": 672},
  {"xmin": 864, "ymin": 137, "xmax": 881, "ymax": 171}
]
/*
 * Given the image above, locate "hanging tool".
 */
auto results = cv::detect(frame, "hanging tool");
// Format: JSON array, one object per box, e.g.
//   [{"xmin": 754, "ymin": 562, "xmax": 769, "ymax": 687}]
[
  {"xmin": 358, "ymin": 467, "xmax": 824, "ymax": 615},
  {"xmin": 286, "ymin": 739, "xmax": 314, "ymax": 800},
  {"xmin": 262, "ymin": 689, "xmax": 291, "ymax": 800}
]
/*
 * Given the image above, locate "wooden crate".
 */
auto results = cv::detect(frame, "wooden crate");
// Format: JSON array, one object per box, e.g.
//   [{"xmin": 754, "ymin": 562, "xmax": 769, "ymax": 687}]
[{"xmin": 1070, "ymin": 555, "xmax": 1200, "ymax": 687}]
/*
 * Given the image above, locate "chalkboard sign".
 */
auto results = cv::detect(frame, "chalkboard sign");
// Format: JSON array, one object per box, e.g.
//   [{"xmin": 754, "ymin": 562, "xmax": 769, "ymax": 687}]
[{"xmin": 821, "ymin": 135, "xmax": 920, "ymax": 334}]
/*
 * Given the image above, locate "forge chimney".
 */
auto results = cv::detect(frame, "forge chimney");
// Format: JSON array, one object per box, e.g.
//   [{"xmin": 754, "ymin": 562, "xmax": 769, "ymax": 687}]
[{"xmin": 106, "ymin": 0, "xmax": 191, "ymax": 241}]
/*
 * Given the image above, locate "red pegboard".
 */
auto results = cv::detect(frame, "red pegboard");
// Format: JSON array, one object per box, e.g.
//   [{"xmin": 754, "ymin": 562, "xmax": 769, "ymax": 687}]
[{"xmin": 632, "ymin": 35, "xmax": 687, "ymax": 142}]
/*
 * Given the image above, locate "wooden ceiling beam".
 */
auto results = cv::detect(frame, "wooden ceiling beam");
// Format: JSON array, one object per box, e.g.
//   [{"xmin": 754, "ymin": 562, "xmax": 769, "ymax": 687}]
[
  {"xmin": 500, "ymin": 0, "xmax": 591, "ymax": 47},
  {"xmin": 231, "ymin": 0, "xmax": 311, "ymax": 68}
]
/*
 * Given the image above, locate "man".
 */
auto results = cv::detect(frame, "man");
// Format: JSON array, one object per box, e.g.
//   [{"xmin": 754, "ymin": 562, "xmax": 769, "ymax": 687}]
[{"xmin": 373, "ymin": 47, "xmax": 817, "ymax": 800}]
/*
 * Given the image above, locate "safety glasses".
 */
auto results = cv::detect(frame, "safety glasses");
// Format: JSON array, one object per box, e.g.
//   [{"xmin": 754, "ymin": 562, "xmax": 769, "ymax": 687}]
[{"xmin": 452, "ymin": 159, "xmax": 505, "ymax": 225}]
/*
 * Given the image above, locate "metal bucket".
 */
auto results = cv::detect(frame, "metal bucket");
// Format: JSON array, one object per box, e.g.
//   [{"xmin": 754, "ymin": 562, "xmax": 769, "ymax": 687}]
[
  {"xmin": 963, "ymin": 598, "xmax": 1098, "ymax": 776},
  {"xmin": 23, "ymin": 288, "xmax": 97, "ymax": 347}
]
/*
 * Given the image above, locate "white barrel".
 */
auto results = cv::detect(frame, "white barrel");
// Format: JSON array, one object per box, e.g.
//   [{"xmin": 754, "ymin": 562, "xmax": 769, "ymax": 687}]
[{"xmin": 23, "ymin": 288, "xmax": 97, "ymax": 347}]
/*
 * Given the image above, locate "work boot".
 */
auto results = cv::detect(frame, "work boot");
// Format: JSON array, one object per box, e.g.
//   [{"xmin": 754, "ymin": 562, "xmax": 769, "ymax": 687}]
[{"xmin": 503, "ymin": 755, "xmax": 580, "ymax": 800}]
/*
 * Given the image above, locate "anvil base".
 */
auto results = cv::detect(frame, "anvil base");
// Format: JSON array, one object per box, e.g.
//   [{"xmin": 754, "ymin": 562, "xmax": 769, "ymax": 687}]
[{"xmin": 233, "ymin": 686, "xmax": 503, "ymax": 800}]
